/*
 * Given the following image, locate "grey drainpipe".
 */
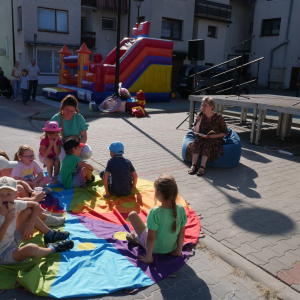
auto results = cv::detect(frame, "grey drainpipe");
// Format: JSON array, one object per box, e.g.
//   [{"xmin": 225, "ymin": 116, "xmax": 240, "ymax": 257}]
[
  {"xmin": 270, "ymin": 0, "xmax": 293, "ymax": 71},
  {"xmin": 11, "ymin": 0, "xmax": 16, "ymax": 64}
]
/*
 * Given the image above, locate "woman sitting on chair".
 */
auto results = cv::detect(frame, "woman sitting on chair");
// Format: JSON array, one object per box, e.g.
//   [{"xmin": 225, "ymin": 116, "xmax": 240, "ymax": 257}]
[{"xmin": 186, "ymin": 96, "xmax": 228, "ymax": 176}]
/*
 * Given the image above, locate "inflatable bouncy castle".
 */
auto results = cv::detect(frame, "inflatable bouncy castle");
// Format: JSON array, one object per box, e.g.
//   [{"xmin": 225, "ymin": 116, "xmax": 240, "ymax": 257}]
[{"xmin": 42, "ymin": 22, "xmax": 174, "ymax": 103}]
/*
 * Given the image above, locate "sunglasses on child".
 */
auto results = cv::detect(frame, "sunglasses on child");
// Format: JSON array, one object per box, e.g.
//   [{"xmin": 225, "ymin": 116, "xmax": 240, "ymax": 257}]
[{"xmin": 21, "ymin": 154, "xmax": 35, "ymax": 159}]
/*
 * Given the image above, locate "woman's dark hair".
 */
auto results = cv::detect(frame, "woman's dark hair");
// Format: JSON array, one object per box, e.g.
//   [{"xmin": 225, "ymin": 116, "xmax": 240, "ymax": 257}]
[
  {"xmin": 154, "ymin": 174, "xmax": 178, "ymax": 233},
  {"xmin": 60, "ymin": 95, "xmax": 79, "ymax": 115}
]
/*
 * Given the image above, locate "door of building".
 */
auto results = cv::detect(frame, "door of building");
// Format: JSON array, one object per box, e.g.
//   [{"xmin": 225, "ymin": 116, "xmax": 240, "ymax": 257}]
[{"xmin": 289, "ymin": 67, "xmax": 299, "ymax": 91}]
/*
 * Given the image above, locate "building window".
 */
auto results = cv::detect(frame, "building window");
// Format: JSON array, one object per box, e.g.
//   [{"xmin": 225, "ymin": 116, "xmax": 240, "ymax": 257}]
[
  {"xmin": 17, "ymin": 7, "xmax": 22, "ymax": 30},
  {"xmin": 261, "ymin": 18, "xmax": 281, "ymax": 36},
  {"xmin": 205, "ymin": 63, "xmax": 214, "ymax": 66},
  {"xmin": 38, "ymin": 8, "xmax": 68, "ymax": 33},
  {"xmin": 207, "ymin": 26, "xmax": 217, "ymax": 38},
  {"xmin": 102, "ymin": 18, "xmax": 116, "ymax": 30},
  {"xmin": 37, "ymin": 50, "xmax": 60, "ymax": 74},
  {"xmin": 161, "ymin": 18, "xmax": 182, "ymax": 40}
]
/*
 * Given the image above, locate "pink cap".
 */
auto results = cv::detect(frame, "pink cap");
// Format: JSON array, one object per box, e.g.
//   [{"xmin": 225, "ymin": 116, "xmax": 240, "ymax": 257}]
[{"xmin": 43, "ymin": 121, "xmax": 62, "ymax": 132}]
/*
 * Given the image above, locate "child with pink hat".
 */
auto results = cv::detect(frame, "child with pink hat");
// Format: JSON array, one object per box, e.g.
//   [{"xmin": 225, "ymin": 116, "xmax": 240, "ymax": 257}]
[{"xmin": 39, "ymin": 121, "xmax": 63, "ymax": 184}]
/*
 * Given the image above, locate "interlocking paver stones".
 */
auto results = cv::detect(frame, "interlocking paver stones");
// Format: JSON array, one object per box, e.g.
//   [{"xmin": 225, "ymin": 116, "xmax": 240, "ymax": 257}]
[{"xmin": 1, "ymin": 98, "xmax": 300, "ymax": 299}]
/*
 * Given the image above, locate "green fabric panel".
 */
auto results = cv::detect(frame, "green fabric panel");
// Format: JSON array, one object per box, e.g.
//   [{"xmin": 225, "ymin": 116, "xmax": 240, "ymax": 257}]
[{"xmin": 0, "ymin": 229, "xmax": 62, "ymax": 294}]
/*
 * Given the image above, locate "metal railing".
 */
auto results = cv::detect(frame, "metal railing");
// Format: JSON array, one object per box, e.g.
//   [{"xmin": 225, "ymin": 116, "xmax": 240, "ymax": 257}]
[
  {"xmin": 195, "ymin": 0, "xmax": 232, "ymax": 21},
  {"xmin": 190, "ymin": 56, "xmax": 264, "ymax": 96}
]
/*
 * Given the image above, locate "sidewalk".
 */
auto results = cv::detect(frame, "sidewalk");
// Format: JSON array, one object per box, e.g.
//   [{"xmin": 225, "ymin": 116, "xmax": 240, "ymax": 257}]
[{"xmin": 1, "ymin": 94, "xmax": 300, "ymax": 299}]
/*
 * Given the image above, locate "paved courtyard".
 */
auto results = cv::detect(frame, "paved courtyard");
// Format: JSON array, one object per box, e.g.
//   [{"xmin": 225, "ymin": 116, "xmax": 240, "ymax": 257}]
[{"xmin": 1, "ymin": 96, "xmax": 300, "ymax": 299}]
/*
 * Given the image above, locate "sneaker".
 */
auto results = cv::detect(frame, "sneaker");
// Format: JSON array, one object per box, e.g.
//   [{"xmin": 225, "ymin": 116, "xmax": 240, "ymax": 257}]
[
  {"xmin": 44, "ymin": 229, "xmax": 70, "ymax": 244},
  {"xmin": 53, "ymin": 175, "xmax": 61, "ymax": 184},
  {"xmin": 86, "ymin": 174, "xmax": 95, "ymax": 184},
  {"xmin": 14, "ymin": 99, "xmax": 18, "ymax": 101},
  {"xmin": 43, "ymin": 187, "xmax": 52, "ymax": 195},
  {"xmin": 43, "ymin": 215, "xmax": 65, "ymax": 227},
  {"xmin": 44, "ymin": 210, "xmax": 63, "ymax": 217},
  {"xmin": 46, "ymin": 239, "xmax": 74, "ymax": 252}
]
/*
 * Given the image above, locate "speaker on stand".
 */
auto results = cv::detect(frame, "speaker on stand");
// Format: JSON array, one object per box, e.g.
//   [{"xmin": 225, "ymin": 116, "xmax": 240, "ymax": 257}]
[{"xmin": 176, "ymin": 40, "xmax": 205, "ymax": 129}]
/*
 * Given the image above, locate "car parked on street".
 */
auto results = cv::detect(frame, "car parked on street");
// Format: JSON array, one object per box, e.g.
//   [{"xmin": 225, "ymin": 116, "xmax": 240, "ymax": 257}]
[{"xmin": 175, "ymin": 64, "xmax": 249, "ymax": 98}]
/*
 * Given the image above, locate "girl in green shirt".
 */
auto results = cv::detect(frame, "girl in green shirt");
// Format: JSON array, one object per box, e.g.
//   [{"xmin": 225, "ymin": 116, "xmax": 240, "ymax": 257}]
[{"xmin": 127, "ymin": 174, "xmax": 187, "ymax": 264}]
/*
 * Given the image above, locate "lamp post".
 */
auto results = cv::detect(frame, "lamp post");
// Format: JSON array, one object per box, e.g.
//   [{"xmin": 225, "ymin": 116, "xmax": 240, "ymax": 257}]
[
  {"xmin": 134, "ymin": 0, "xmax": 144, "ymax": 23},
  {"xmin": 115, "ymin": 0, "xmax": 121, "ymax": 95}
]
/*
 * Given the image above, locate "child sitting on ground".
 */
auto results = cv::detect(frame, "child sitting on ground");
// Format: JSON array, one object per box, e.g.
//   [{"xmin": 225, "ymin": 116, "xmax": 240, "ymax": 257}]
[
  {"xmin": 0, "ymin": 154, "xmax": 65, "ymax": 227},
  {"xmin": 39, "ymin": 121, "xmax": 63, "ymax": 184},
  {"xmin": 0, "ymin": 177, "xmax": 73, "ymax": 265},
  {"xmin": 60, "ymin": 138, "xmax": 94, "ymax": 189},
  {"xmin": 12, "ymin": 145, "xmax": 52, "ymax": 195},
  {"xmin": 100, "ymin": 141, "xmax": 138, "ymax": 198},
  {"xmin": 127, "ymin": 174, "xmax": 187, "ymax": 264}
]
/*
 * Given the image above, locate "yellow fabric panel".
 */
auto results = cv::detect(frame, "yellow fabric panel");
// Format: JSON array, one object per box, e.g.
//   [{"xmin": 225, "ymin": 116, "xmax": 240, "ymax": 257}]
[{"xmin": 128, "ymin": 65, "xmax": 172, "ymax": 93}]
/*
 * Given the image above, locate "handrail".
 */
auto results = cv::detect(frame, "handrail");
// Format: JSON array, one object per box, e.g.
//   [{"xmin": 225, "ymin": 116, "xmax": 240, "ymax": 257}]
[
  {"xmin": 192, "ymin": 56, "xmax": 264, "ymax": 96},
  {"xmin": 211, "ymin": 57, "xmax": 264, "ymax": 79},
  {"xmin": 190, "ymin": 55, "xmax": 242, "ymax": 77}
]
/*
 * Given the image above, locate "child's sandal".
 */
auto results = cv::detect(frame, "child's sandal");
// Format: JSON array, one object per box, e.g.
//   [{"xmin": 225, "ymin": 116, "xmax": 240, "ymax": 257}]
[{"xmin": 126, "ymin": 233, "xmax": 142, "ymax": 247}]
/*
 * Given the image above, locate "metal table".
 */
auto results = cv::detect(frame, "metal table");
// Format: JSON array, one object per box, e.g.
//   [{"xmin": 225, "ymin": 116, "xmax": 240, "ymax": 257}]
[{"xmin": 188, "ymin": 94, "xmax": 300, "ymax": 145}]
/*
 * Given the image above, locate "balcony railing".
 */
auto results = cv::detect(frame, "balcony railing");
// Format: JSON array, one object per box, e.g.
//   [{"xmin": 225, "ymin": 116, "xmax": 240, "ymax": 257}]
[
  {"xmin": 81, "ymin": 0, "xmax": 97, "ymax": 6},
  {"xmin": 195, "ymin": 0, "xmax": 232, "ymax": 22},
  {"xmin": 81, "ymin": 31, "xmax": 96, "ymax": 49},
  {"xmin": 81, "ymin": 0, "xmax": 127, "ymax": 13}
]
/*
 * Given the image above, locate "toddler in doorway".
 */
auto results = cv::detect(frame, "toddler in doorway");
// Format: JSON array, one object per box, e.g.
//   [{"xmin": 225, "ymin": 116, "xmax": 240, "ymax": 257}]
[
  {"xmin": 60, "ymin": 138, "xmax": 94, "ymax": 189},
  {"xmin": 100, "ymin": 141, "xmax": 138, "ymax": 198},
  {"xmin": 11, "ymin": 145, "xmax": 52, "ymax": 195},
  {"xmin": 20, "ymin": 69, "xmax": 29, "ymax": 105},
  {"xmin": 39, "ymin": 121, "xmax": 63, "ymax": 184},
  {"xmin": 0, "ymin": 177, "xmax": 73, "ymax": 265},
  {"xmin": 127, "ymin": 174, "xmax": 187, "ymax": 264}
]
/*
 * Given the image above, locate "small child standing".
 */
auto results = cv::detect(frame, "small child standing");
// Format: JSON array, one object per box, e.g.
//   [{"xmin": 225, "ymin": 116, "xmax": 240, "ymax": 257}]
[
  {"xmin": 0, "ymin": 177, "xmax": 73, "ymax": 265},
  {"xmin": 12, "ymin": 145, "xmax": 52, "ymax": 194},
  {"xmin": 127, "ymin": 175, "xmax": 187, "ymax": 264},
  {"xmin": 100, "ymin": 141, "xmax": 138, "ymax": 198},
  {"xmin": 39, "ymin": 121, "xmax": 63, "ymax": 184},
  {"xmin": 60, "ymin": 138, "xmax": 94, "ymax": 189},
  {"xmin": 20, "ymin": 69, "xmax": 29, "ymax": 105}
]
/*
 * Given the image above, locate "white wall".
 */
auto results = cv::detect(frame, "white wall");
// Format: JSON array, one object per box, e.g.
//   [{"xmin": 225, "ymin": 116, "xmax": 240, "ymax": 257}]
[
  {"xmin": 193, "ymin": 18, "xmax": 228, "ymax": 66},
  {"xmin": 0, "ymin": 0, "xmax": 15, "ymax": 78},
  {"xmin": 250, "ymin": 0, "xmax": 294, "ymax": 87}
]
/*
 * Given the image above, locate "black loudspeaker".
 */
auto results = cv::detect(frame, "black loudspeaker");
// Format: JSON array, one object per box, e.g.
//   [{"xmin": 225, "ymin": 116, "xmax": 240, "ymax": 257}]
[{"xmin": 188, "ymin": 39, "xmax": 205, "ymax": 61}]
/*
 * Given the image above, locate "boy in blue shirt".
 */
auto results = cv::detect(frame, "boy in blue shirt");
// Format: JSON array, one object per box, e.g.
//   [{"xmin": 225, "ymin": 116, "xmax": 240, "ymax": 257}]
[
  {"xmin": 20, "ymin": 69, "xmax": 29, "ymax": 105},
  {"xmin": 100, "ymin": 141, "xmax": 137, "ymax": 198}
]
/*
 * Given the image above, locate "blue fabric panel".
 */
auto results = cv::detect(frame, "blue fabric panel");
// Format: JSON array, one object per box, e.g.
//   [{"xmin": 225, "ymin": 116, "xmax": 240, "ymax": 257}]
[{"xmin": 49, "ymin": 214, "xmax": 154, "ymax": 298}]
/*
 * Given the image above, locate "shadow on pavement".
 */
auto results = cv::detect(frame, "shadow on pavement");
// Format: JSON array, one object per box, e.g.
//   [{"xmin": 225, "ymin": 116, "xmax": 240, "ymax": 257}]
[
  {"xmin": 231, "ymin": 207, "xmax": 295, "ymax": 235},
  {"xmin": 204, "ymin": 163, "xmax": 260, "ymax": 199},
  {"xmin": 122, "ymin": 117, "xmax": 183, "ymax": 163}
]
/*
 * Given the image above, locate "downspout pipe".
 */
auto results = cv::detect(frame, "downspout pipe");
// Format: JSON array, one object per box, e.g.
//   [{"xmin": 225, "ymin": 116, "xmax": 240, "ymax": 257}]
[
  {"xmin": 270, "ymin": 0, "xmax": 293, "ymax": 71},
  {"xmin": 11, "ymin": 0, "xmax": 16, "ymax": 64}
]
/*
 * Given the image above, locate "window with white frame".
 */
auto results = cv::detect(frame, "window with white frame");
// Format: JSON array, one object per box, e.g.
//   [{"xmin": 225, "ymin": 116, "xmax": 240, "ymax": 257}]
[
  {"xmin": 38, "ymin": 8, "xmax": 68, "ymax": 33},
  {"xmin": 37, "ymin": 50, "xmax": 60, "ymax": 74},
  {"xmin": 17, "ymin": 7, "xmax": 22, "ymax": 30},
  {"xmin": 102, "ymin": 18, "xmax": 116, "ymax": 30}
]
